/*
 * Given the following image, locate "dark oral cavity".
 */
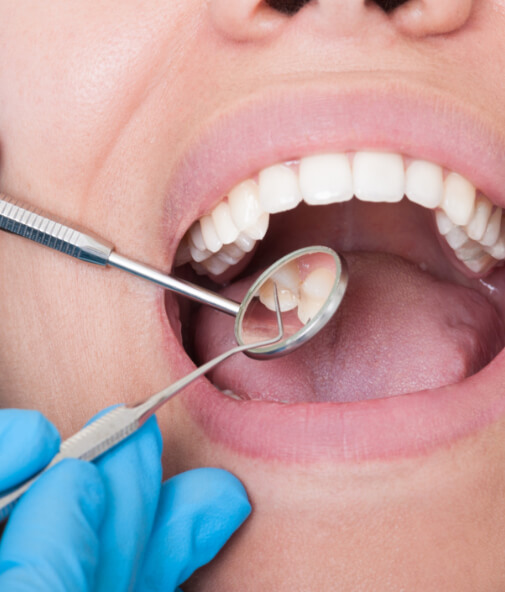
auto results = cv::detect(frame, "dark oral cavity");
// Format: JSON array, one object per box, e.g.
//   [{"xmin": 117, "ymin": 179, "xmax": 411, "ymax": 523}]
[{"xmin": 182, "ymin": 199, "xmax": 505, "ymax": 404}]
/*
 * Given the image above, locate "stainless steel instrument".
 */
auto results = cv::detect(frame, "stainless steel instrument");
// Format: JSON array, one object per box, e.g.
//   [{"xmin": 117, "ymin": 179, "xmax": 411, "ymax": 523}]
[
  {"xmin": 0, "ymin": 193, "xmax": 350, "ymax": 521},
  {"xmin": 0, "ymin": 292, "xmax": 284, "ymax": 522}
]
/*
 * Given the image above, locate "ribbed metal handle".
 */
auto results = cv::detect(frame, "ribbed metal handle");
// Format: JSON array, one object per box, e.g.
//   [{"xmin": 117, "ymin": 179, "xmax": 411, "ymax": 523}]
[
  {"xmin": 0, "ymin": 194, "xmax": 113, "ymax": 265},
  {"xmin": 0, "ymin": 406, "xmax": 139, "ymax": 522}
]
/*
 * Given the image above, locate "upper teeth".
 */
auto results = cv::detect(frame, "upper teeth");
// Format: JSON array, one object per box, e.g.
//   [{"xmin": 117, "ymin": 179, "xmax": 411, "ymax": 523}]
[{"xmin": 175, "ymin": 151, "xmax": 504, "ymax": 277}]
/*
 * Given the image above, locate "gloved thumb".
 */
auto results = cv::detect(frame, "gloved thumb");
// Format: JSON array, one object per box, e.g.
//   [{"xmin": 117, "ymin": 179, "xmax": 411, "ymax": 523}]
[
  {"xmin": 136, "ymin": 468, "xmax": 251, "ymax": 592},
  {"xmin": 0, "ymin": 409, "xmax": 60, "ymax": 490}
]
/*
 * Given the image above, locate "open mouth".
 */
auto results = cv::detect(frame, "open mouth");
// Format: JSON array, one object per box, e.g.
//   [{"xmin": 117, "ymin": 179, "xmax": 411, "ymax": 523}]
[
  {"xmin": 163, "ymin": 82, "xmax": 505, "ymax": 463},
  {"xmin": 169, "ymin": 149, "xmax": 505, "ymax": 458}
]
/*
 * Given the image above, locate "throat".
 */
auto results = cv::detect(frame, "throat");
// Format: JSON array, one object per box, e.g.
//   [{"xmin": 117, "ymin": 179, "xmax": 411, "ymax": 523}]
[{"xmin": 194, "ymin": 252, "xmax": 505, "ymax": 404}]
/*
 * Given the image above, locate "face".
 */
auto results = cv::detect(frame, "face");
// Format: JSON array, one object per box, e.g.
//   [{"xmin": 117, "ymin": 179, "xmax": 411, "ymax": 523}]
[{"xmin": 2, "ymin": 0, "xmax": 505, "ymax": 589}]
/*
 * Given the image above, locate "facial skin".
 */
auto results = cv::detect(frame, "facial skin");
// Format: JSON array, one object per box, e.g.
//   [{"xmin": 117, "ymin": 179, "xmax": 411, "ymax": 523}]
[{"xmin": 2, "ymin": 1, "xmax": 505, "ymax": 589}]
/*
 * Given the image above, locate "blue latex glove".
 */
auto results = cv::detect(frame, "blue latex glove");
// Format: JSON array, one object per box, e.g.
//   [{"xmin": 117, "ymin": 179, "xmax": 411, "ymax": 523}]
[{"xmin": 0, "ymin": 409, "xmax": 251, "ymax": 591}]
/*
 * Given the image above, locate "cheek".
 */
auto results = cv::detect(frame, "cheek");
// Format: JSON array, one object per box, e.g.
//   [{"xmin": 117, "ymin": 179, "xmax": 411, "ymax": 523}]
[
  {"xmin": 0, "ymin": 2, "xmax": 200, "ymax": 219},
  {"xmin": 0, "ymin": 233, "xmax": 174, "ymax": 436},
  {"xmin": 0, "ymin": 2, "xmax": 210, "ymax": 429}
]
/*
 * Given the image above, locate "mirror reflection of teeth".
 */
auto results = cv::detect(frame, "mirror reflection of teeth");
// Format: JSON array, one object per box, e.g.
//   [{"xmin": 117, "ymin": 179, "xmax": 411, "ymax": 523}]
[
  {"xmin": 175, "ymin": 150, "xmax": 504, "ymax": 276},
  {"xmin": 259, "ymin": 280, "xmax": 299, "ymax": 313},
  {"xmin": 300, "ymin": 268, "xmax": 335, "ymax": 300},
  {"xmin": 258, "ymin": 264, "xmax": 334, "ymax": 325},
  {"xmin": 259, "ymin": 260, "xmax": 301, "ymax": 313},
  {"xmin": 297, "ymin": 269, "xmax": 335, "ymax": 324}
]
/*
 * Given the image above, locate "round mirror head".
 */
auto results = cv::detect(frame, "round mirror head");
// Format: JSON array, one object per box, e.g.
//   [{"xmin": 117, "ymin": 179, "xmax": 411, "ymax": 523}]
[{"xmin": 234, "ymin": 246, "xmax": 348, "ymax": 359}]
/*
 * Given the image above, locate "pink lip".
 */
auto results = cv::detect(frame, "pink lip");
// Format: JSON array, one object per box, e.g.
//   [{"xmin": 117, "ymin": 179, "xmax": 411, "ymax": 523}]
[
  {"xmin": 184, "ymin": 358, "xmax": 505, "ymax": 463},
  {"xmin": 164, "ymin": 73, "xmax": 505, "ymax": 463}
]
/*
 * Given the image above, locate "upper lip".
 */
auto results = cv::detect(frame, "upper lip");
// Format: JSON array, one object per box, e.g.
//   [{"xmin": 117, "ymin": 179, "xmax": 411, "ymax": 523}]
[{"xmin": 165, "ymin": 72, "xmax": 505, "ymax": 266}]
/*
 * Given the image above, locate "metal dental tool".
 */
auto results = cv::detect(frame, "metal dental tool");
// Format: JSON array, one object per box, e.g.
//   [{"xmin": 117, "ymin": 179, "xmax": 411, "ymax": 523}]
[
  {"xmin": 0, "ymin": 289, "xmax": 285, "ymax": 522},
  {"xmin": 0, "ymin": 194, "xmax": 349, "ymax": 520},
  {"xmin": 0, "ymin": 194, "xmax": 348, "ymax": 357},
  {"xmin": 0, "ymin": 194, "xmax": 239, "ymax": 316}
]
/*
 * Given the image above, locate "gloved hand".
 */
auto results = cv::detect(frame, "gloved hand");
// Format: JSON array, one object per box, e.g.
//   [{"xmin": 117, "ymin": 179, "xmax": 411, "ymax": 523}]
[{"xmin": 0, "ymin": 408, "xmax": 251, "ymax": 591}]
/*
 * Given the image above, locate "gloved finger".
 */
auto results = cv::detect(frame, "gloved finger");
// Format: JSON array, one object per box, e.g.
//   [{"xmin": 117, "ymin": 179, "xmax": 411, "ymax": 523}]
[
  {"xmin": 0, "ymin": 458, "xmax": 105, "ymax": 592},
  {"xmin": 0, "ymin": 409, "xmax": 60, "ymax": 491},
  {"xmin": 136, "ymin": 468, "xmax": 251, "ymax": 592},
  {"xmin": 91, "ymin": 412, "xmax": 163, "ymax": 592}
]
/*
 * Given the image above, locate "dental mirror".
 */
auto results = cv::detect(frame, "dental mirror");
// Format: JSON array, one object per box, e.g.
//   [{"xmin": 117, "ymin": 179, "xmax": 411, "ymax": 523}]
[
  {"xmin": 0, "ymin": 196, "xmax": 347, "ymax": 359},
  {"xmin": 236, "ymin": 246, "xmax": 348, "ymax": 358}
]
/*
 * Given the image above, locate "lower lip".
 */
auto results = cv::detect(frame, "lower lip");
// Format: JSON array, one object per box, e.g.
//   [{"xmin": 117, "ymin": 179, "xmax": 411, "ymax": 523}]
[{"xmin": 182, "ymin": 351, "xmax": 505, "ymax": 463}]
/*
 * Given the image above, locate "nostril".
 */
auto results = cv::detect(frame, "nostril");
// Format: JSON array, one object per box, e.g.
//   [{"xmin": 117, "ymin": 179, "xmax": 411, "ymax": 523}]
[
  {"xmin": 264, "ymin": 0, "xmax": 311, "ymax": 16},
  {"xmin": 266, "ymin": 0, "xmax": 410, "ymax": 16},
  {"xmin": 370, "ymin": 0, "xmax": 409, "ymax": 13}
]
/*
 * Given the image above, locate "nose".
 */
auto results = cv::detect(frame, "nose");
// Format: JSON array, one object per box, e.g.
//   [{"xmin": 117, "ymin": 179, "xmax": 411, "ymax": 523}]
[{"xmin": 209, "ymin": 0, "xmax": 473, "ymax": 40}]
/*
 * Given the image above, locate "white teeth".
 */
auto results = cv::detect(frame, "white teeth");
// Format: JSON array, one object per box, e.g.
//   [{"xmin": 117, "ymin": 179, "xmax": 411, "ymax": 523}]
[
  {"xmin": 441, "ymin": 172, "xmax": 476, "ymax": 226},
  {"xmin": 353, "ymin": 152, "xmax": 405, "ymax": 203},
  {"xmin": 259, "ymin": 280, "xmax": 299, "ymax": 312},
  {"xmin": 228, "ymin": 180, "xmax": 263, "ymax": 231},
  {"xmin": 457, "ymin": 249, "xmax": 495, "ymax": 274},
  {"xmin": 437, "ymin": 203, "xmax": 504, "ymax": 273},
  {"xmin": 235, "ymin": 232, "xmax": 256, "ymax": 252},
  {"xmin": 485, "ymin": 225, "xmax": 505, "ymax": 259},
  {"xmin": 189, "ymin": 241, "xmax": 212, "ymax": 263},
  {"xmin": 465, "ymin": 194, "xmax": 492, "ymax": 241},
  {"xmin": 271, "ymin": 260, "xmax": 301, "ymax": 293},
  {"xmin": 245, "ymin": 212, "xmax": 269, "ymax": 240},
  {"xmin": 405, "ymin": 160, "xmax": 443, "ymax": 209},
  {"xmin": 257, "ymin": 262, "xmax": 332, "ymax": 323},
  {"xmin": 435, "ymin": 210, "xmax": 454, "ymax": 236},
  {"xmin": 479, "ymin": 207, "xmax": 502, "ymax": 247},
  {"xmin": 215, "ymin": 249, "xmax": 242, "ymax": 266},
  {"xmin": 176, "ymin": 150, "xmax": 504, "ymax": 279},
  {"xmin": 200, "ymin": 215, "xmax": 223, "ymax": 253},
  {"xmin": 259, "ymin": 164, "xmax": 302, "ymax": 214},
  {"xmin": 211, "ymin": 201, "xmax": 239, "ymax": 245},
  {"xmin": 300, "ymin": 268, "xmax": 334, "ymax": 301},
  {"xmin": 186, "ymin": 227, "xmax": 212, "ymax": 263},
  {"xmin": 221, "ymin": 242, "xmax": 245, "ymax": 260},
  {"xmin": 200, "ymin": 254, "xmax": 229, "ymax": 276},
  {"xmin": 463, "ymin": 254, "xmax": 495, "ymax": 274},
  {"xmin": 454, "ymin": 240, "xmax": 485, "ymax": 262},
  {"xmin": 197, "ymin": 241, "xmax": 251, "ymax": 276},
  {"xmin": 299, "ymin": 154, "xmax": 353, "ymax": 205},
  {"xmin": 258, "ymin": 261, "xmax": 301, "ymax": 312},
  {"xmin": 437, "ymin": 201, "xmax": 505, "ymax": 273},
  {"xmin": 444, "ymin": 226, "xmax": 470, "ymax": 250},
  {"xmin": 189, "ymin": 222, "xmax": 207, "ymax": 252},
  {"xmin": 297, "ymin": 297, "xmax": 324, "ymax": 325},
  {"xmin": 298, "ymin": 268, "xmax": 334, "ymax": 324}
]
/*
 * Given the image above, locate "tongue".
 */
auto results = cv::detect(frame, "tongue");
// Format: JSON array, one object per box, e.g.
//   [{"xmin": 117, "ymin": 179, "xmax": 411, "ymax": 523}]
[{"xmin": 194, "ymin": 252, "xmax": 504, "ymax": 403}]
